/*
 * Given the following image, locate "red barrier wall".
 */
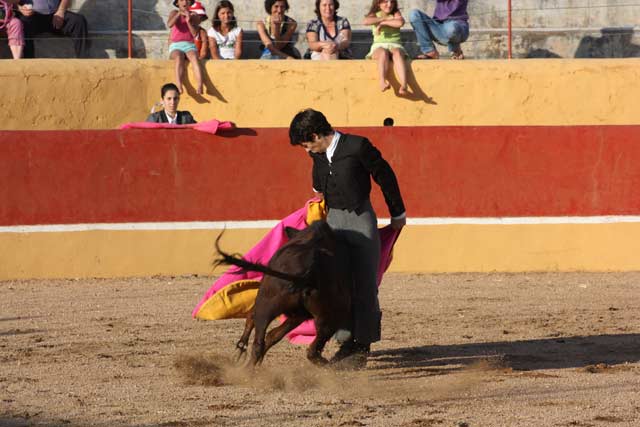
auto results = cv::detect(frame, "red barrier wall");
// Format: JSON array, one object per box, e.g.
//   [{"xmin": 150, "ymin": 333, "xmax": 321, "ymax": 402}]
[{"xmin": 2, "ymin": 126, "xmax": 640, "ymax": 226}]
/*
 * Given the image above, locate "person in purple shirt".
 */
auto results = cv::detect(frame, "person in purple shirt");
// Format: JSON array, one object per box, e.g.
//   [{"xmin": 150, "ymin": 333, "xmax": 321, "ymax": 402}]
[
  {"xmin": 17, "ymin": 0, "xmax": 89, "ymax": 58},
  {"xmin": 409, "ymin": 0, "xmax": 469, "ymax": 60}
]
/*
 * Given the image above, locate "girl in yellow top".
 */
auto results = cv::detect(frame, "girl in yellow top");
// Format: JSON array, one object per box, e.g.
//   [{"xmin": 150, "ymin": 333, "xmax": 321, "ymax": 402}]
[{"xmin": 363, "ymin": 0, "xmax": 408, "ymax": 95}]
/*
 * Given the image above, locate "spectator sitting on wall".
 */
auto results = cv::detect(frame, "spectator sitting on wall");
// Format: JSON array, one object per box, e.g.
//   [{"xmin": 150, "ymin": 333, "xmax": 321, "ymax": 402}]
[
  {"xmin": 168, "ymin": 0, "xmax": 204, "ymax": 95},
  {"xmin": 189, "ymin": 1, "xmax": 209, "ymax": 60},
  {"xmin": 257, "ymin": 0, "xmax": 299, "ymax": 59},
  {"xmin": 208, "ymin": 0, "xmax": 243, "ymax": 59},
  {"xmin": 16, "ymin": 0, "xmax": 89, "ymax": 58},
  {"xmin": 305, "ymin": 0, "xmax": 352, "ymax": 60},
  {"xmin": 364, "ymin": 0, "xmax": 409, "ymax": 95},
  {"xmin": 1, "ymin": 0, "xmax": 24, "ymax": 59},
  {"xmin": 409, "ymin": 0, "xmax": 469, "ymax": 60},
  {"xmin": 146, "ymin": 83, "xmax": 197, "ymax": 124}
]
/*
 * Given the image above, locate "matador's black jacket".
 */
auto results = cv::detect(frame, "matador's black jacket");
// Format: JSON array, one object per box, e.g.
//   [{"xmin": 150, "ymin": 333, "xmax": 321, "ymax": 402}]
[{"xmin": 309, "ymin": 133, "xmax": 405, "ymax": 218}]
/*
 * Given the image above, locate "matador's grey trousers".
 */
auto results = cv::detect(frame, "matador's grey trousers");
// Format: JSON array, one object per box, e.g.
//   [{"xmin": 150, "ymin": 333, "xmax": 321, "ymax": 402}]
[{"xmin": 327, "ymin": 200, "xmax": 381, "ymax": 345}]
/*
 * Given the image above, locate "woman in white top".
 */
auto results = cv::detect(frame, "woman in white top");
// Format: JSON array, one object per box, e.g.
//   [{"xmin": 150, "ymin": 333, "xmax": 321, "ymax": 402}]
[{"xmin": 208, "ymin": 0, "xmax": 243, "ymax": 59}]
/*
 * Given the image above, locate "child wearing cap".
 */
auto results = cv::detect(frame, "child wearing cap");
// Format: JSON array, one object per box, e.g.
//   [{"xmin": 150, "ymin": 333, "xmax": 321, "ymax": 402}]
[
  {"xmin": 189, "ymin": 1, "xmax": 209, "ymax": 60},
  {"xmin": 167, "ymin": 0, "xmax": 203, "ymax": 94}
]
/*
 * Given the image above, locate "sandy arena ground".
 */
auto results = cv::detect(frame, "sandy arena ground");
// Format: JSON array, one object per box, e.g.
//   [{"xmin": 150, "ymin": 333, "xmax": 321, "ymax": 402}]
[{"xmin": 1, "ymin": 272, "xmax": 640, "ymax": 427}]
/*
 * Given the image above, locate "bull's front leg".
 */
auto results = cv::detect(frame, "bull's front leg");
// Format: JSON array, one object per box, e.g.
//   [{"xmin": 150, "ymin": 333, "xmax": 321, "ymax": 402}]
[
  {"xmin": 249, "ymin": 302, "xmax": 280, "ymax": 366},
  {"xmin": 235, "ymin": 311, "xmax": 255, "ymax": 362},
  {"xmin": 306, "ymin": 319, "xmax": 335, "ymax": 366}
]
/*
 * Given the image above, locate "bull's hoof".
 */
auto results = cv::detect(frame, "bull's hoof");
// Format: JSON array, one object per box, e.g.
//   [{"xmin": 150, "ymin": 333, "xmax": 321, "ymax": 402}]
[
  {"xmin": 235, "ymin": 348, "xmax": 247, "ymax": 363},
  {"xmin": 330, "ymin": 341, "xmax": 369, "ymax": 370},
  {"xmin": 309, "ymin": 356, "xmax": 329, "ymax": 366},
  {"xmin": 331, "ymin": 341, "xmax": 370, "ymax": 363},
  {"xmin": 331, "ymin": 353, "xmax": 368, "ymax": 371}
]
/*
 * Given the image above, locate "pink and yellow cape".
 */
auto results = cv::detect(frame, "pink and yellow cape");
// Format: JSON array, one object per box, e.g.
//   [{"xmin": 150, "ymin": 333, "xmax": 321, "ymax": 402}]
[
  {"xmin": 119, "ymin": 119, "xmax": 235, "ymax": 134},
  {"xmin": 192, "ymin": 199, "xmax": 401, "ymax": 344}
]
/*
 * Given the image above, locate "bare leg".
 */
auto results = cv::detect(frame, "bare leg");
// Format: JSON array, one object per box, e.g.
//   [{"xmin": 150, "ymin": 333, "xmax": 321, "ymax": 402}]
[
  {"xmin": 7, "ymin": 18, "xmax": 24, "ymax": 59},
  {"xmin": 391, "ymin": 48, "xmax": 408, "ymax": 95},
  {"xmin": 320, "ymin": 51, "xmax": 337, "ymax": 60},
  {"xmin": 9, "ymin": 45, "xmax": 23, "ymax": 59},
  {"xmin": 372, "ymin": 48, "xmax": 390, "ymax": 92},
  {"xmin": 185, "ymin": 50, "xmax": 203, "ymax": 95},
  {"xmin": 170, "ymin": 50, "xmax": 186, "ymax": 93},
  {"xmin": 320, "ymin": 47, "xmax": 338, "ymax": 60}
]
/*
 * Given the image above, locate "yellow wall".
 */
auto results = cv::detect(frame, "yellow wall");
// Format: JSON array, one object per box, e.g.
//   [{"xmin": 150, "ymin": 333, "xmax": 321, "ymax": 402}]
[
  {"xmin": 0, "ymin": 228, "xmax": 258, "ymax": 279},
  {"xmin": 394, "ymin": 223, "xmax": 640, "ymax": 273},
  {"xmin": 3, "ymin": 58, "xmax": 640, "ymax": 130},
  {"xmin": 3, "ymin": 223, "xmax": 640, "ymax": 279}
]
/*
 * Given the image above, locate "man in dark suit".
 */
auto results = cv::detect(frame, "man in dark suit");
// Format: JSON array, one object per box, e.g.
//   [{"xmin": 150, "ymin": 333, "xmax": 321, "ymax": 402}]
[
  {"xmin": 289, "ymin": 108, "xmax": 406, "ymax": 368},
  {"xmin": 145, "ymin": 83, "xmax": 197, "ymax": 124},
  {"xmin": 146, "ymin": 110, "xmax": 197, "ymax": 125}
]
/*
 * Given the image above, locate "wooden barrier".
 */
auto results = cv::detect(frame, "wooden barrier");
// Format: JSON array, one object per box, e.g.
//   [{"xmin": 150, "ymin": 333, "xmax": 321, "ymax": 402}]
[{"xmin": 2, "ymin": 125, "xmax": 640, "ymax": 278}]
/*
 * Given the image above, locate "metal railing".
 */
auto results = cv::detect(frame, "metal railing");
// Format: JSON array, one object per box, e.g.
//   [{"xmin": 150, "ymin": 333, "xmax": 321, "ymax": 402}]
[
  {"xmin": 128, "ymin": 0, "xmax": 132, "ymax": 58},
  {"xmin": 114, "ymin": 1, "xmax": 638, "ymax": 59},
  {"xmin": 124, "ymin": 1, "xmax": 516, "ymax": 60},
  {"xmin": 508, "ymin": 0, "xmax": 512, "ymax": 59}
]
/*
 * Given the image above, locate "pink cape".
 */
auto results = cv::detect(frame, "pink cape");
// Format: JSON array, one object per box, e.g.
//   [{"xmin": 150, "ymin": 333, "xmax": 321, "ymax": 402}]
[
  {"xmin": 192, "ymin": 203, "xmax": 309, "ymax": 317},
  {"xmin": 192, "ymin": 201, "xmax": 401, "ymax": 345},
  {"xmin": 119, "ymin": 119, "xmax": 235, "ymax": 135}
]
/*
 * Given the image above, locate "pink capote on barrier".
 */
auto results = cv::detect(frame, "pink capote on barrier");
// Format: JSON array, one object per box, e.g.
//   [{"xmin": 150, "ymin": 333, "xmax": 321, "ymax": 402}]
[
  {"xmin": 119, "ymin": 119, "xmax": 235, "ymax": 134},
  {"xmin": 192, "ymin": 200, "xmax": 401, "ymax": 345}
]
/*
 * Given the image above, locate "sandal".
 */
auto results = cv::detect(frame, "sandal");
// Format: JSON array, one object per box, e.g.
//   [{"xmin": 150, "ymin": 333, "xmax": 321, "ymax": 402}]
[
  {"xmin": 415, "ymin": 51, "xmax": 439, "ymax": 60},
  {"xmin": 451, "ymin": 50, "xmax": 465, "ymax": 60}
]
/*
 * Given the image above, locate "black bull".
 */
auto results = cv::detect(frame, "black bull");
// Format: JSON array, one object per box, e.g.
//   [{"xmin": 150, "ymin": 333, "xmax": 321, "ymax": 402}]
[{"xmin": 214, "ymin": 220, "xmax": 353, "ymax": 366}]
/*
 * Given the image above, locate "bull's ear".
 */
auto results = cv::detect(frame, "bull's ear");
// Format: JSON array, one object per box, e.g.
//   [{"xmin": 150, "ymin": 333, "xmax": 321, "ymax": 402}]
[{"xmin": 284, "ymin": 227, "xmax": 301, "ymax": 239}]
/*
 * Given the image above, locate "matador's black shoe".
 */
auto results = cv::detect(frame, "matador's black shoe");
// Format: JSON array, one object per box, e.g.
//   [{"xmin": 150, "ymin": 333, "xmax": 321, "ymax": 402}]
[{"xmin": 331, "ymin": 340, "xmax": 370, "ymax": 370}]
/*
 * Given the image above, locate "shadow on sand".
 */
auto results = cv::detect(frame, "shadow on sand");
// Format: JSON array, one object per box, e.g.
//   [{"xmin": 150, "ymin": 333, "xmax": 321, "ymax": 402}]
[{"xmin": 370, "ymin": 333, "xmax": 640, "ymax": 379}]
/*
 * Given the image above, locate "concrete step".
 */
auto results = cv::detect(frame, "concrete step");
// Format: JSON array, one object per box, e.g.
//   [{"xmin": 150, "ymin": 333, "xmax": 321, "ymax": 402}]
[{"xmin": 2, "ymin": 27, "xmax": 639, "ymax": 60}]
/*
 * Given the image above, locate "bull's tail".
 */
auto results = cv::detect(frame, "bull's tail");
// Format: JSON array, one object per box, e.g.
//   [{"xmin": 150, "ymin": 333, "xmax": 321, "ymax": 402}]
[{"xmin": 213, "ymin": 232, "xmax": 305, "ymax": 284}]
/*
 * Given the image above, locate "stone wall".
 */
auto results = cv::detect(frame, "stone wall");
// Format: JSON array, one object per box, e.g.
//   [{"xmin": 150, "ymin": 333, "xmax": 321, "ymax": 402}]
[
  {"xmin": 4, "ymin": 124, "xmax": 640, "ymax": 278},
  {"xmin": 0, "ymin": 0, "xmax": 639, "ymax": 58}
]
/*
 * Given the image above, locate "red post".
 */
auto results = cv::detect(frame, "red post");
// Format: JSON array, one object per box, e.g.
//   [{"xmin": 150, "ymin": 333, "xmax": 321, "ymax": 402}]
[
  {"xmin": 128, "ymin": 0, "xmax": 133, "ymax": 58},
  {"xmin": 507, "ymin": 0, "xmax": 512, "ymax": 59}
]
